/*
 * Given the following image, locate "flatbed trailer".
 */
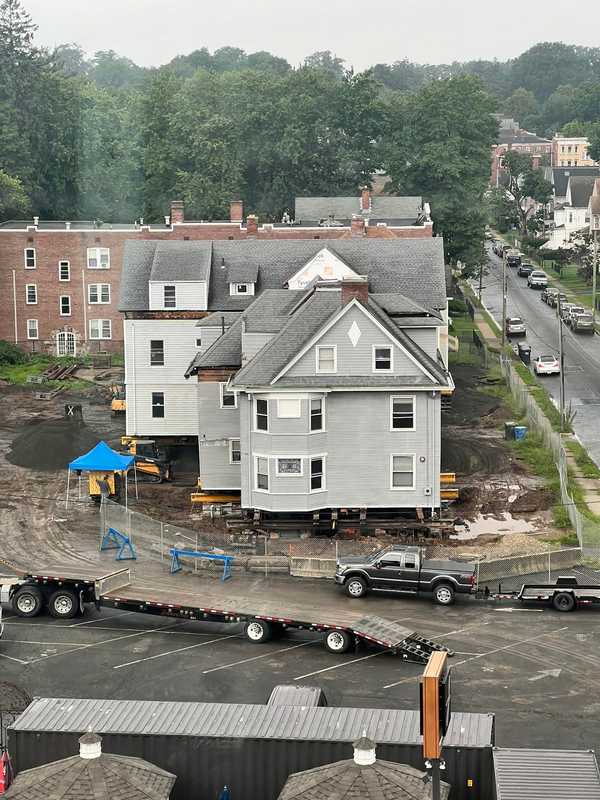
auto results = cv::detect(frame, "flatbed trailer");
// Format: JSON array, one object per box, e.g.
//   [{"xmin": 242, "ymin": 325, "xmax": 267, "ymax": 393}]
[
  {"xmin": 481, "ymin": 575, "xmax": 600, "ymax": 612},
  {"xmin": 0, "ymin": 564, "xmax": 452, "ymax": 662}
]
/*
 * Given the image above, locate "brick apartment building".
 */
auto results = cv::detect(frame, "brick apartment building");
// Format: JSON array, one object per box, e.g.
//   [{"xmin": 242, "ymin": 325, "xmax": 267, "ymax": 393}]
[
  {"xmin": 490, "ymin": 120, "xmax": 552, "ymax": 186},
  {"xmin": 0, "ymin": 191, "xmax": 432, "ymax": 356}
]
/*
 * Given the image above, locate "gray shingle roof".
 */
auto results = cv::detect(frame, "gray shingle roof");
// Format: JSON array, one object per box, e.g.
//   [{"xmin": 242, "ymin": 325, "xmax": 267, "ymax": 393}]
[
  {"xmin": 567, "ymin": 175, "xmax": 598, "ymax": 208},
  {"xmin": 273, "ymin": 375, "xmax": 442, "ymax": 388},
  {"xmin": 493, "ymin": 748, "xmax": 600, "ymax": 800},
  {"xmin": 196, "ymin": 311, "xmax": 241, "ymax": 328},
  {"xmin": 278, "ymin": 758, "xmax": 449, "ymax": 800},
  {"xmin": 552, "ymin": 166, "xmax": 600, "ymax": 198},
  {"xmin": 4, "ymin": 751, "xmax": 176, "ymax": 800},
  {"xmin": 496, "ymin": 130, "xmax": 551, "ymax": 146},
  {"xmin": 121, "ymin": 239, "xmax": 448, "ymax": 314},
  {"xmin": 295, "ymin": 196, "xmax": 423, "ymax": 222},
  {"xmin": 188, "ymin": 318, "xmax": 243, "ymax": 371},
  {"xmin": 369, "ymin": 293, "xmax": 440, "ymax": 318},
  {"xmin": 149, "ymin": 240, "xmax": 212, "ymax": 282},
  {"xmin": 226, "ymin": 261, "xmax": 259, "ymax": 283}
]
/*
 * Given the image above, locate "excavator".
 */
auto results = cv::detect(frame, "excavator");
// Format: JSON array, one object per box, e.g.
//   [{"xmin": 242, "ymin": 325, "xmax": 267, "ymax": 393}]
[{"xmin": 120, "ymin": 436, "xmax": 173, "ymax": 483}]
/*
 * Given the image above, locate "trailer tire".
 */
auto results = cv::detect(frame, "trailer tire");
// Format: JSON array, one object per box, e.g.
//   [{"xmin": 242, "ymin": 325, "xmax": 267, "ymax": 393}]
[
  {"xmin": 48, "ymin": 589, "xmax": 79, "ymax": 619},
  {"xmin": 324, "ymin": 630, "xmax": 353, "ymax": 654},
  {"xmin": 244, "ymin": 619, "xmax": 272, "ymax": 644},
  {"xmin": 433, "ymin": 583, "xmax": 455, "ymax": 606},
  {"xmin": 345, "ymin": 577, "xmax": 367, "ymax": 598},
  {"xmin": 13, "ymin": 586, "xmax": 44, "ymax": 618},
  {"xmin": 552, "ymin": 591, "xmax": 576, "ymax": 612}
]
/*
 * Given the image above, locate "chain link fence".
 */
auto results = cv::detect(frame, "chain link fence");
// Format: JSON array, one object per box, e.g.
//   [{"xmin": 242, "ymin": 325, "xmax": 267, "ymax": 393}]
[{"xmin": 500, "ymin": 355, "xmax": 600, "ymax": 561}]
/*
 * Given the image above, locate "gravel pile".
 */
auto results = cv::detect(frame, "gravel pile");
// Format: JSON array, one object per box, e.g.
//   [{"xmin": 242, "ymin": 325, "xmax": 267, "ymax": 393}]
[{"xmin": 7, "ymin": 419, "xmax": 100, "ymax": 471}]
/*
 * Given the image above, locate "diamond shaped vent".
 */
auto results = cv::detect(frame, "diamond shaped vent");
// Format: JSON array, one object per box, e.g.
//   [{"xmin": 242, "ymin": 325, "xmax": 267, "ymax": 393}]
[{"xmin": 348, "ymin": 321, "xmax": 361, "ymax": 347}]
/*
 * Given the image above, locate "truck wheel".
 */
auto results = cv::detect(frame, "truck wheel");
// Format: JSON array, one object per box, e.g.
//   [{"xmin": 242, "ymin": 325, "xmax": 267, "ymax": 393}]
[
  {"xmin": 244, "ymin": 619, "xmax": 272, "ymax": 644},
  {"xmin": 552, "ymin": 591, "xmax": 575, "ymax": 612},
  {"xmin": 345, "ymin": 577, "xmax": 367, "ymax": 598},
  {"xmin": 433, "ymin": 583, "xmax": 455, "ymax": 606},
  {"xmin": 48, "ymin": 589, "xmax": 79, "ymax": 619},
  {"xmin": 13, "ymin": 586, "xmax": 44, "ymax": 618},
  {"xmin": 324, "ymin": 630, "xmax": 353, "ymax": 654}
]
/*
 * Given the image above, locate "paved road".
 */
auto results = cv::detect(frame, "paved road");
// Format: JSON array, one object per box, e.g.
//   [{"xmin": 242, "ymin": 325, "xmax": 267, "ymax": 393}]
[{"xmin": 473, "ymin": 245, "xmax": 600, "ymax": 466}]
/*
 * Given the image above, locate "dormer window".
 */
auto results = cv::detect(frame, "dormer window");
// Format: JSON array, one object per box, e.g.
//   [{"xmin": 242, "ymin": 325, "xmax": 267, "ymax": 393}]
[{"xmin": 230, "ymin": 282, "xmax": 254, "ymax": 296}]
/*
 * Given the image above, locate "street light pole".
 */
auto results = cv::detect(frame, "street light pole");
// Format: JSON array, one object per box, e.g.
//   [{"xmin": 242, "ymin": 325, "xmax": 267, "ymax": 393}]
[
  {"xmin": 501, "ymin": 249, "xmax": 507, "ymax": 350},
  {"xmin": 593, "ymin": 229, "xmax": 598, "ymax": 328},
  {"xmin": 557, "ymin": 294, "xmax": 565, "ymax": 431}
]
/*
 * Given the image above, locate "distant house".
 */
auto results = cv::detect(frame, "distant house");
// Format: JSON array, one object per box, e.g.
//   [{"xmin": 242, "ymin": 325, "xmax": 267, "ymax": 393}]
[
  {"xmin": 552, "ymin": 135, "xmax": 598, "ymax": 168},
  {"xmin": 294, "ymin": 189, "xmax": 430, "ymax": 231},
  {"xmin": 543, "ymin": 174, "xmax": 599, "ymax": 249},
  {"xmin": 491, "ymin": 123, "xmax": 552, "ymax": 186}
]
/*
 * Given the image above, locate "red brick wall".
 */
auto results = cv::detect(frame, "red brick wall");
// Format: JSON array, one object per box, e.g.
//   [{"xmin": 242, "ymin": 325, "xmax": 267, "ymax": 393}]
[{"xmin": 0, "ymin": 220, "xmax": 433, "ymax": 355}]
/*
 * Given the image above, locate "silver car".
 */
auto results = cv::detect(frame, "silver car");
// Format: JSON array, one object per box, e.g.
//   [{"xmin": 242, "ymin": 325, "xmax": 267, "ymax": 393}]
[
  {"xmin": 528, "ymin": 270, "xmax": 548, "ymax": 289},
  {"xmin": 505, "ymin": 316, "xmax": 526, "ymax": 336},
  {"xmin": 571, "ymin": 312, "xmax": 595, "ymax": 334}
]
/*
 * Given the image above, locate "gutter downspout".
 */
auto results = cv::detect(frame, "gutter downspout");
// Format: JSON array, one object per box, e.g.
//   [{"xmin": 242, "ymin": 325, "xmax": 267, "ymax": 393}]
[
  {"xmin": 247, "ymin": 393, "xmax": 253, "ymax": 509},
  {"xmin": 130, "ymin": 322, "xmax": 137, "ymax": 434},
  {"xmin": 12, "ymin": 270, "xmax": 18, "ymax": 344},
  {"xmin": 82, "ymin": 270, "xmax": 88, "ymax": 344}
]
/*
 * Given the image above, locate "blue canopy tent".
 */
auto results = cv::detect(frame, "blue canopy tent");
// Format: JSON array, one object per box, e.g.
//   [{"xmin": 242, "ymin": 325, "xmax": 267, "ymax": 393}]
[{"xmin": 66, "ymin": 441, "xmax": 136, "ymax": 509}]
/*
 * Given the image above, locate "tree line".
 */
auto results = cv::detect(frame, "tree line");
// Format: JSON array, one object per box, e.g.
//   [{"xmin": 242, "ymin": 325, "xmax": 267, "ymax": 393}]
[{"xmin": 2, "ymin": 0, "xmax": 599, "ymax": 273}]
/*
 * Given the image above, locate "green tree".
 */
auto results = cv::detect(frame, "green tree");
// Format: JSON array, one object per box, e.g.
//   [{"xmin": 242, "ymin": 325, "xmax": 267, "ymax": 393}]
[
  {"xmin": 503, "ymin": 88, "xmax": 538, "ymax": 125},
  {"xmin": 382, "ymin": 75, "xmax": 498, "ymax": 272},
  {"xmin": 502, "ymin": 150, "xmax": 552, "ymax": 236},
  {"xmin": 303, "ymin": 51, "xmax": 345, "ymax": 78},
  {"xmin": 88, "ymin": 50, "xmax": 147, "ymax": 88},
  {"xmin": 0, "ymin": 168, "xmax": 29, "ymax": 217},
  {"xmin": 510, "ymin": 43, "xmax": 600, "ymax": 102},
  {"xmin": 486, "ymin": 186, "xmax": 518, "ymax": 232},
  {"xmin": 542, "ymin": 85, "xmax": 577, "ymax": 132}
]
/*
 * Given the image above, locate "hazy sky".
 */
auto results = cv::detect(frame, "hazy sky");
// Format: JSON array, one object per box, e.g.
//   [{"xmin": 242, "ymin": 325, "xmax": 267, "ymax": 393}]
[{"xmin": 24, "ymin": 0, "xmax": 600, "ymax": 69}]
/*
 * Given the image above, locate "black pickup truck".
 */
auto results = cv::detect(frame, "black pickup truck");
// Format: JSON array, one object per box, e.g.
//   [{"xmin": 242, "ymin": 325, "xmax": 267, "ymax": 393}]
[{"xmin": 334, "ymin": 546, "xmax": 475, "ymax": 605}]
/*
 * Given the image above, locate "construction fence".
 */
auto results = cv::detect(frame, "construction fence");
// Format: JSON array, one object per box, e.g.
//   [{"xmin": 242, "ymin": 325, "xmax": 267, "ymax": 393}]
[{"xmin": 500, "ymin": 355, "xmax": 600, "ymax": 561}]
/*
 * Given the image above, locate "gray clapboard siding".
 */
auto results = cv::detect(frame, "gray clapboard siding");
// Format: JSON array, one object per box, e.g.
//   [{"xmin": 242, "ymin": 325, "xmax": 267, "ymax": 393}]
[
  {"xmin": 404, "ymin": 328, "xmax": 438, "ymax": 357},
  {"xmin": 198, "ymin": 381, "xmax": 241, "ymax": 489}
]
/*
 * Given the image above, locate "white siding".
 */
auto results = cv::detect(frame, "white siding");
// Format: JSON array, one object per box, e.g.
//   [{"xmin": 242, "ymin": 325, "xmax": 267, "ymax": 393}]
[
  {"xmin": 198, "ymin": 381, "xmax": 241, "ymax": 489},
  {"xmin": 124, "ymin": 319, "xmax": 199, "ymax": 436},
  {"xmin": 149, "ymin": 281, "xmax": 207, "ymax": 311}
]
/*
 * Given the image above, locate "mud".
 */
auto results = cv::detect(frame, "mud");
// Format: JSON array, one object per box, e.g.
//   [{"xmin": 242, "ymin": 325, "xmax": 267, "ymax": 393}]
[{"xmin": 7, "ymin": 418, "xmax": 100, "ymax": 471}]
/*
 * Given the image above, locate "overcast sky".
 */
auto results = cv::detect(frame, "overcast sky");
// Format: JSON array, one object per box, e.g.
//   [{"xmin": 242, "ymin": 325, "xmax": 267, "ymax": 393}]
[{"xmin": 24, "ymin": 0, "xmax": 600, "ymax": 69}]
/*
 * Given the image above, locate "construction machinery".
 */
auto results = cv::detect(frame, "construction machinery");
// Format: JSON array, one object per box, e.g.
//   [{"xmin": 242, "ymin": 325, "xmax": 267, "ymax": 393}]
[
  {"xmin": 110, "ymin": 384, "xmax": 126, "ymax": 416},
  {"xmin": 120, "ymin": 436, "xmax": 173, "ymax": 483}
]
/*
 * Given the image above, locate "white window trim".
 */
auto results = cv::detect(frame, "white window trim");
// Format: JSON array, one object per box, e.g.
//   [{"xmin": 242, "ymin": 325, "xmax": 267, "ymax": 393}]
[
  {"xmin": 59, "ymin": 295, "xmax": 71, "ymax": 316},
  {"xmin": 230, "ymin": 283, "xmax": 255, "ymax": 296},
  {"xmin": 88, "ymin": 283, "xmax": 111, "ymax": 304},
  {"xmin": 151, "ymin": 391, "xmax": 166, "ymax": 418},
  {"xmin": 58, "ymin": 261, "xmax": 71, "ymax": 281},
  {"xmin": 390, "ymin": 453, "xmax": 416, "ymax": 491},
  {"xmin": 372, "ymin": 344, "xmax": 394, "ymax": 373},
  {"xmin": 229, "ymin": 438, "xmax": 241, "ymax": 464},
  {"xmin": 163, "ymin": 284, "xmax": 177, "ymax": 309},
  {"xmin": 24, "ymin": 248, "xmax": 36, "ymax": 269},
  {"xmin": 149, "ymin": 339, "xmax": 165, "ymax": 366},
  {"xmin": 310, "ymin": 454, "xmax": 327, "ymax": 493},
  {"xmin": 195, "ymin": 337, "xmax": 202, "ymax": 348},
  {"xmin": 26, "ymin": 319, "xmax": 38, "ymax": 340},
  {"xmin": 277, "ymin": 398, "xmax": 301, "ymax": 418},
  {"xmin": 254, "ymin": 454, "xmax": 270, "ymax": 493},
  {"xmin": 316, "ymin": 344, "xmax": 337, "ymax": 374},
  {"xmin": 254, "ymin": 397, "xmax": 269, "ymax": 432},
  {"xmin": 89, "ymin": 319, "xmax": 112, "ymax": 340},
  {"xmin": 25, "ymin": 284, "xmax": 37, "ymax": 305},
  {"xmin": 389, "ymin": 395, "xmax": 416, "ymax": 432},
  {"xmin": 275, "ymin": 456, "xmax": 304, "ymax": 477},
  {"xmin": 87, "ymin": 247, "xmax": 110, "ymax": 269},
  {"xmin": 309, "ymin": 396, "xmax": 326, "ymax": 433},
  {"xmin": 220, "ymin": 382, "xmax": 238, "ymax": 409}
]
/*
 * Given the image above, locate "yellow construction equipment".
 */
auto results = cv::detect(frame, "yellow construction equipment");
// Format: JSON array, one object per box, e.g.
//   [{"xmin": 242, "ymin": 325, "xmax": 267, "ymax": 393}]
[
  {"xmin": 120, "ymin": 436, "xmax": 173, "ymax": 483},
  {"xmin": 88, "ymin": 471, "xmax": 124, "ymax": 502},
  {"xmin": 191, "ymin": 478, "xmax": 240, "ymax": 506},
  {"xmin": 110, "ymin": 384, "xmax": 126, "ymax": 416}
]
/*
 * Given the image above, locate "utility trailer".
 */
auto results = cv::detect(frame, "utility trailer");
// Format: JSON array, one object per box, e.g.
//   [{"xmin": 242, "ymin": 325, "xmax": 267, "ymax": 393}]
[
  {"xmin": 481, "ymin": 575, "xmax": 600, "ymax": 612},
  {"xmin": 1, "ymin": 565, "xmax": 452, "ymax": 662}
]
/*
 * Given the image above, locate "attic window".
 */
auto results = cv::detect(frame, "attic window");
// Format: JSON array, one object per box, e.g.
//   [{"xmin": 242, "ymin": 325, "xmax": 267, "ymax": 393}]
[{"xmin": 230, "ymin": 282, "xmax": 255, "ymax": 296}]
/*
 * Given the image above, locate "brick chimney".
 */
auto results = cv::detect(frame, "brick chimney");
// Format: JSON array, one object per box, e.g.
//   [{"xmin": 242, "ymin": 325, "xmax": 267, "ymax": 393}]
[
  {"xmin": 170, "ymin": 200, "xmax": 184, "ymax": 225},
  {"xmin": 230, "ymin": 200, "xmax": 243, "ymax": 223},
  {"xmin": 246, "ymin": 214, "xmax": 258, "ymax": 236},
  {"xmin": 360, "ymin": 186, "xmax": 371, "ymax": 212},
  {"xmin": 341, "ymin": 276, "xmax": 369, "ymax": 306},
  {"xmin": 351, "ymin": 214, "xmax": 366, "ymax": 237}
]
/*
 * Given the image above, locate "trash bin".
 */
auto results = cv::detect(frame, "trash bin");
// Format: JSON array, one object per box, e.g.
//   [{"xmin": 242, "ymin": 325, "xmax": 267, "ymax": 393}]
[
  {"xmin": 517, "ymin": 342, "xmax": 531, "ymax": 365},
  {"xmin": 513, "ymin": 425, "xmax": 528, "ymax": 441},
  {"xmin": 504, "ymin": 421, "xmax": 516, "ymax": 440}
]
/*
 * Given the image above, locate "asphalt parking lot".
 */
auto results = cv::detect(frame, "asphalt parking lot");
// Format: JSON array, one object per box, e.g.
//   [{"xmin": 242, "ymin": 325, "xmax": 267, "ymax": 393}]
[{"xmin": 1, "ymin": 577, "xmax": 600, "ymax": 752}]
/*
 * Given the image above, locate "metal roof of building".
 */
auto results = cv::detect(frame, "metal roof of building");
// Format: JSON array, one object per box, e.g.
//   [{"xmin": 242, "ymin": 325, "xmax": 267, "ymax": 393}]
[
  {"xmin": 493, "ymin": 748, "xmax": 600, "ymax": 800},
  {"xmin": 12, "ymin": 699, "xmax": 494, "ymax": 749}
]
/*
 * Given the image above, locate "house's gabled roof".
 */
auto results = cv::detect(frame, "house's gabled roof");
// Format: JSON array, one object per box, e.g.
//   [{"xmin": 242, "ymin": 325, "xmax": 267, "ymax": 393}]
[
  {"xmin": 369, "ymin": 293, "xmax": 440, "ymax": 318},
  {"xmin": 196, "ymin": 311, "xmax": 241, "ymax": 328},
  {"xmin": 552, "ymin": 166, "xmax": 600, "ymax": 198},
  {"xmin": 226, "ymin": 262, "xmax": 259, "ymax": 284},
  {"xmin": 149, "ymin": 240, "xmax": 212, "ymax": 282},
  {"xmin": 567, "ymin": 175, "xmax": 598, "ymax": 208},
  {"xmin": 188, "ymin": 318, "xmax": 243, "ymax": 372},
  {"xmin": 495, "ymin": 129, "xmax": 551, "ymax": 146},
  {"xmin": 121, "ymin": 238, "xmax": 448, "ymax": 314},
  {"xmin": 294, "ymin": 196, "xmax": 423, "ymax": 222}
]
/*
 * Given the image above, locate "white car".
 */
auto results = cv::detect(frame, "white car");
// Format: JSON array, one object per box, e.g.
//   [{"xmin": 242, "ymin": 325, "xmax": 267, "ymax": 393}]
[{"xmin": 533, "ymin": 355, "xmax": 560, "ymax": 376}]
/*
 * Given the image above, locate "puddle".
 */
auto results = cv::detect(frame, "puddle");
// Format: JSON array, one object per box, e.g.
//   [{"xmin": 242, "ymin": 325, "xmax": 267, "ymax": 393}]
[{"xmin": 452, "ymin": 513, "xmax": 539, "ymax": 540}]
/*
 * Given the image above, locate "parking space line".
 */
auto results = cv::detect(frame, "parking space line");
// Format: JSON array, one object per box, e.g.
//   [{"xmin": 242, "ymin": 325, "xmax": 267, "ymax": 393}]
[
  {"xmin": 113, "ymin": 634, "xmax": 240, "ymax": 669},
  {"xmin": 202, "ymin": 640, "xmax": 318, "ymax": 675},
  {"xmin": 0, "ymin": 651, "xmax": 28, "ymax": 665},
  {"xmin": 2, "ymin": 639, "xmax": 93, "ymax": 646},
  {"xmin": 68, "ymin": 612, "xmax": 137, "ymax": 627},
  {"xmin": 294, "ymin": 651, "xmax": 387, "ymax": 680},
  {"xmin": 382, "ymin": 626, "xmax": 569, "ymax": 689},
  {"xmin": 1, "ymin": 620, "xmax": 225, "ymax": 636}
]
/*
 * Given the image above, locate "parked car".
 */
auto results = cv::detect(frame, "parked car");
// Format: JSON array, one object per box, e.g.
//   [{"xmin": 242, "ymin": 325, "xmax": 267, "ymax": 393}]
[
  {"xmin": 517, "ymin": 263, "xmax": 534, "ymax": 277},
  {"xmin": 506, "ymin": 249, "xmax": 522, "ymax": 268},
  {"xmin": 559, "ymin": 302, "xmax": 577, "ymax": 321},
  {"xmin": 565, "ymin": 306, "xmax": 586, "ymax": 327},
  {"xmin": 528, "ymin": 270, "xmax": 548, "ymax": 289},
  {"xmin": 533, "ymin": 355, "xmax": 561, "ymax": 376},
  {"xmin": 571, "ymin": 311, "xmax": 595, "ymax": 334},
  {"xmin": 505, "ymin": 316, "xmax": 527, "ymax": 336},
  {"xmin": 541, "ymin": 287, "xmax": 558, "ymax": 304},
  {"xmin": 547, "ymin": 290, "xmax": 567, "ymax": 308},
  {"xmin": 335, "ymin": 546, "xmax": 475, "ymax": 605}
]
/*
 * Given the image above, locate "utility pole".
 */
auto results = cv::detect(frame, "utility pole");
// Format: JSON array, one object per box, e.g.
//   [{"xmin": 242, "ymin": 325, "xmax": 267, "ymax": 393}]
[
  {"xmin": 501, "ymin": 248, "xmax": 507, "ymax": 349},
  {"xmin": 593, "ymin": 228, "xmax": 598, "ymax": 328},
  {"xmin": 558, "ymin": 294, "xmax": 565, "ymax": 431}
]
